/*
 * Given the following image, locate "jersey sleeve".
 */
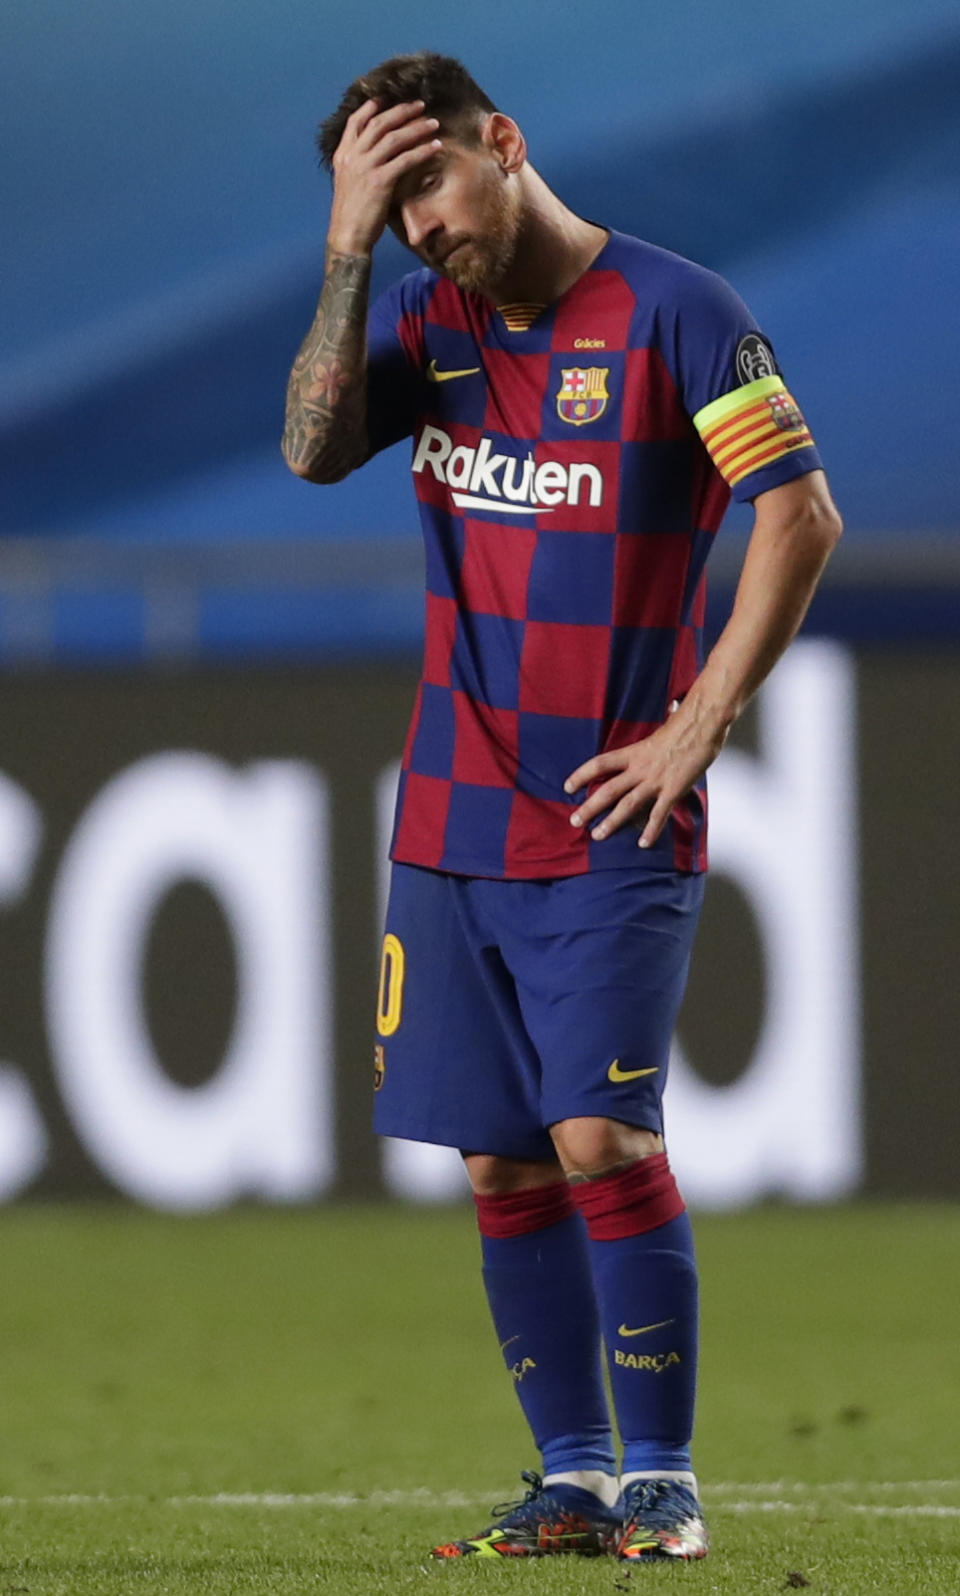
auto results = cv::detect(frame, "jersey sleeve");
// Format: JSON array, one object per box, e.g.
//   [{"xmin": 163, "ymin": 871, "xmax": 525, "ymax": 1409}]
[
  {"xmin": 365, "ymin": 279, "xmax": 427, "ymax": 458},
  {"xmin": 674, "ymin": 269, "xmax": 823, "ymax": 502}
]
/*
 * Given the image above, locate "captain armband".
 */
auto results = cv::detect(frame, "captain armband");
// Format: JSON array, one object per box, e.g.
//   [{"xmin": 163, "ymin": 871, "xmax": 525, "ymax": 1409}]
[{"xmin": 693, "ymin": 375, "xmax": 816, "ymax": 490}]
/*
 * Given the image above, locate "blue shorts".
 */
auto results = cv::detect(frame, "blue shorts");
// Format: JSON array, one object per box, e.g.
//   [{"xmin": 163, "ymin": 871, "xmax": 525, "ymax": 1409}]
[{"xmin": 373, "ymin": 863, "xmax": 705, "ymax": 1162}]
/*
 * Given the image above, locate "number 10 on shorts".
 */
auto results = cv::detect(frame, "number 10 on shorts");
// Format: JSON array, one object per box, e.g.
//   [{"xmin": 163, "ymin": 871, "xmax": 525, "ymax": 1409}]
[{"xmin": 377, "ymin": 933, "xmax": 406, "ymax": 1036}]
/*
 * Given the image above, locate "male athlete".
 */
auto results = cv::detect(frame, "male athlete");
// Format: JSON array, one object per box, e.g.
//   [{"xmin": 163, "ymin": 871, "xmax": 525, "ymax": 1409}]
[{"xmin": 283, "ymin": 53, "xmax": 841, "ymax": 1563}]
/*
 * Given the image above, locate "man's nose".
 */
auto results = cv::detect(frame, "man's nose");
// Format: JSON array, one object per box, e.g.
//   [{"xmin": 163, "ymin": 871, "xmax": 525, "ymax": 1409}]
[{"xmin": 402, "ymin": 202, "xmax": 439, "ymax": 252}]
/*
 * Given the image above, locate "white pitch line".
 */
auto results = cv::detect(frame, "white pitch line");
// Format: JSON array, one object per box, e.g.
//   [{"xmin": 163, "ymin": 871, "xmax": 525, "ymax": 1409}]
[
  {"xmin": 170, "ymin": 1490, "xmax": 490, "ymax": 1509},
  {"xmin": 709, "ymin": 1479, "xmax": 960, "ymax": 1495},
  {"xmin": 847, "ymin": 1505, "xmax": 960, "ymax": 1518},
  {"xmin": 0, "ymin": 1485, "xmax": 959, "ymax": 1516},
  {"xmin": 722, "ymin": 1501, "xmax": 960, "ymax": 1518},
  {"xmin": 0, "ymin": 1490, "xmax": 494, "ymax": 1510}
]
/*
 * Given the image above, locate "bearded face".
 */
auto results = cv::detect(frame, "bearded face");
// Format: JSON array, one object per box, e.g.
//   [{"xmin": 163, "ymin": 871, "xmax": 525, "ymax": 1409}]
[
  {"xmin": 391, "ymin": 132, "xmax": 523, "ymax": 298},
  {"xmin": 433, "ymin": 164, "xmax": 521, "ymax": 294}
]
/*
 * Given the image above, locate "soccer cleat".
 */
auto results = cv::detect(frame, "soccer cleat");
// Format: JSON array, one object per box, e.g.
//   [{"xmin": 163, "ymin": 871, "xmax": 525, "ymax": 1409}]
[
  {"xmin": 430, "ymin": 1469, "xmax": 621, "ymax": 1559},
  {"xmin": 617, "ymin": 1478, "xmax": 708, "ymax": 1560}
]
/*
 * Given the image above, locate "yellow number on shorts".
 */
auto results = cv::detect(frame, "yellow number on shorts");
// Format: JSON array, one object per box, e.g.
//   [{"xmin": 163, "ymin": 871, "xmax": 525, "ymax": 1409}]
[{"xmin": 376, "ymin": 933, "xmax": 406, "ymax": 1037}]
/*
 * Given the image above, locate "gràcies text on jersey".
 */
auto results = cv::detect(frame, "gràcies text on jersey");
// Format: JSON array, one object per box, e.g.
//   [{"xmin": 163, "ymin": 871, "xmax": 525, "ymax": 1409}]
[{"xmin": 412, "ymin": 425, "xmax": 604, "ymax": 515}]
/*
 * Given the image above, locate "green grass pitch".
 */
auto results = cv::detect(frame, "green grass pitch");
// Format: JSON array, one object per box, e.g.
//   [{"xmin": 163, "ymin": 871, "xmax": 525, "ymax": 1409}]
[{"xmin": 1, "ymin": 1203, "xmax": 958, "ymax": 1594}]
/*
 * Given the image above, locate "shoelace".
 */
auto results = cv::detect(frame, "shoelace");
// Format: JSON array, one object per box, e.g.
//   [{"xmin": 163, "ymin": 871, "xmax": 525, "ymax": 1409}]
[
  {"xmin": 624, "ymin": 1479, "xmax": 697, "ymax": 1526},
  {"xmin": 491, "ymin": 1470, "xmax": 546, "ymax": 1521}
]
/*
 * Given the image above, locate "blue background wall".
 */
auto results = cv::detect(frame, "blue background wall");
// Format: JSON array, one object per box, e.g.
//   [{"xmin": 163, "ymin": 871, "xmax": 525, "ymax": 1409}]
[{"xmin": 1, "ymin": 0, "xmax": 958, "ymax": 656}]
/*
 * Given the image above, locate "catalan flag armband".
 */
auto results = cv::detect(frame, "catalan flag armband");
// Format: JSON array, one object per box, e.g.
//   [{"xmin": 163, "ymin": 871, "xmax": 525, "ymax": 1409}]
[{"xmin": 693, "ymin": 375, "xmax": 815, "ymax": 490}]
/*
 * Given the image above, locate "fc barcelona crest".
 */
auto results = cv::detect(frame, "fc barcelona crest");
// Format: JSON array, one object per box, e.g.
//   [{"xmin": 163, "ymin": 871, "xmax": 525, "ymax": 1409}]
[
  {"xmin": 767, "ymin": 391, "xmax": 804, "ymax": 432},
  {"xmin": 557, "ymin": 366, "xmax": 610, "ymax": 426}
]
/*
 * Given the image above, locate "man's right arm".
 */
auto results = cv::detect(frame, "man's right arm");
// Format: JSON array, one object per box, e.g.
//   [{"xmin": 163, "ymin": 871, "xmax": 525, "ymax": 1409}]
[
  {"xmin": 281, "ymin": 247, "xmax": 373, "ymax": 482},
  {"xmin": 281, "ymin": 98, "xmax": 440, "ymax": 484}
]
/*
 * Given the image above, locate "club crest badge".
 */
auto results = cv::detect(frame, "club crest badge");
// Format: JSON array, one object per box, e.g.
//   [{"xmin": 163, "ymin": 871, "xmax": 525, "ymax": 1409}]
[
  {"xmin": 767, "ymin": 391, "xmax": 805, "ymax": 432},
  {"xmin": 557, "ymin": 366, "xmax": 610, "ymax": 426}
]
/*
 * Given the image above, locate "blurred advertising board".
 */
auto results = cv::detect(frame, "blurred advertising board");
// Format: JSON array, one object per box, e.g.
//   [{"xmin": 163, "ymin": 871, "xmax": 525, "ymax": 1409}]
[{"xmin": 0, "ymin": 640, "xmax": 955, "ymax": 1207}]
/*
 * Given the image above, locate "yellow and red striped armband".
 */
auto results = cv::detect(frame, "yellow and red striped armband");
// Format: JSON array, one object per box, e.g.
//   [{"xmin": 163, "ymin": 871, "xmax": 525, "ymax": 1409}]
[{"xmin": 693, "ymin": 375, "xmax": 815, "ymax": 489}]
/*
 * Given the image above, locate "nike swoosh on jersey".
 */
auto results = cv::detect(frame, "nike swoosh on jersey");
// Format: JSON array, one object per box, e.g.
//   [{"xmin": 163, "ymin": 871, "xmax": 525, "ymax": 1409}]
[
  {"xmin": 618, "ymin": 1318, "xmax": 677, "ymax": 1337},
  {"xmin": 607, "ymin": 1059, "xmax": 659, "ymax": 1083},
  {"xmin": 426, "ymin": 358, "xmax": 481, "ymax": 383}
]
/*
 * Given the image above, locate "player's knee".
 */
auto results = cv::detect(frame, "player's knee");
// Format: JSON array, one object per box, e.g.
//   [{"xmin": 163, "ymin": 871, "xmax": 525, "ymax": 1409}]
[
  {"xmin": 549, "ymin": 1116, "xmax": 663, "ymax": 1179},
  {"xmin": 461, "ymin": 1151, "xmax": 564, "ymax": 1196}
]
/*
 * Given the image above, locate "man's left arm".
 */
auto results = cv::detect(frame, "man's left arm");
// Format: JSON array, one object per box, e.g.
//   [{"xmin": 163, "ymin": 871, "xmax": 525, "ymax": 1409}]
[{"xmin": 564, "ymin": 468, "xmax": 842, "ymax": 847}]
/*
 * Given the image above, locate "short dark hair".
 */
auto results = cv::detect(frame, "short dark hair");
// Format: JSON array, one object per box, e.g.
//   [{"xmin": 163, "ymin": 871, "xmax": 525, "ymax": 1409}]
[{"xmin": 316, "ymin": 52, "xmax": 498, "ymax": 170}]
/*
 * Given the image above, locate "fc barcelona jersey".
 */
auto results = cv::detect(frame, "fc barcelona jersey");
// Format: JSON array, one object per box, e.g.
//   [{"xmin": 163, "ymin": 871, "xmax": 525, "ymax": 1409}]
[{"xmin": 364, "ymin": 229, "xmax": 822, "ymax": 879}]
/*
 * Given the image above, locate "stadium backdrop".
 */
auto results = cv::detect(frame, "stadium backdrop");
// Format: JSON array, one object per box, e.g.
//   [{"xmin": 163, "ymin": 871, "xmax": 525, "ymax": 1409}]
[{"xmin": 0, "ymin": 616, "xmax": 955, "ymax": 1209}]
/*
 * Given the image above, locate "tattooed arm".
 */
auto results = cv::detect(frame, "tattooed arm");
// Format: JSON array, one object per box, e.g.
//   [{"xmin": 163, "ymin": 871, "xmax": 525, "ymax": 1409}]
[
  {"xmin": 282, "ymin": 248, "xmax": 372, "ymax": 482},
  {"xmin": 282, "ymin": 97, "xmax": 441, "ymax": 483}
]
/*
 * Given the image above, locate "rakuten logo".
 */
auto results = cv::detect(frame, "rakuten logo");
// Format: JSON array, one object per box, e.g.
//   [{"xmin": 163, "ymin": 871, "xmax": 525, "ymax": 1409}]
[{"xmin": 411, "ymin": 425, "xmax": 603, "ymax": 515}]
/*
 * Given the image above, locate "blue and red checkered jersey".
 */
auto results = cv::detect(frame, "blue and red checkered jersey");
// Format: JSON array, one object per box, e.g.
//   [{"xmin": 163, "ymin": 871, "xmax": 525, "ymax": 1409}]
[{"xmin": 364, "ymin": 228, "xmax": 822, "ymax": 879}]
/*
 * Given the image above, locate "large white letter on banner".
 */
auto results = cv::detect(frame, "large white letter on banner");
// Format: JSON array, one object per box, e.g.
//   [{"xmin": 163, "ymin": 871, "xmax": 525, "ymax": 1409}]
[
  {"xmin": 669, "ymin": 640, "xmax": 861, "ymax": 1207},
  {"xmin": 45, "ymin": 753, "xmax": 332, "ymax": 1209},
  {"xmin": 0, "ymin": 773, "xmax": 48, "ymax": 1198}
]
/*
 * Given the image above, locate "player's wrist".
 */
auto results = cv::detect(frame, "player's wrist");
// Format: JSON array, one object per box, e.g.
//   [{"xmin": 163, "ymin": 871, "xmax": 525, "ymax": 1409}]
[
  {"xmin": 678, "ymin": 676, "xmax": 738, "ymax": 749},
  {"xmin": 326, "ymin": 198, "xmax": 383, "ymax": 260},
  {"xmin": 325, "ymin": 231, "xmax": 375, "ymax": 262}
]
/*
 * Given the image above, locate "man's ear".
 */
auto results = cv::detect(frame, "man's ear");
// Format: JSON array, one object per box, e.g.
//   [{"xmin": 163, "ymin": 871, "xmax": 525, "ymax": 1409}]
[{"xmin": 482, "ymin": 112, "xmax": 526, "ymax": 174}]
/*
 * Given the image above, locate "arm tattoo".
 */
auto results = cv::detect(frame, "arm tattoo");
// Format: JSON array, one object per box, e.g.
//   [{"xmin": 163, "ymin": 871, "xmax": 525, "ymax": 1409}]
[{"xmin": 282, "ymin": 249, "xmax": 372, "ymax": 480}]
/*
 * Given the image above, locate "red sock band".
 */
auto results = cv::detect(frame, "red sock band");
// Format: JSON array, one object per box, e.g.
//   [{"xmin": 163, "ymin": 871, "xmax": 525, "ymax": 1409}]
[
  {"xmin": 474, "ymin": 1179, "xmax": 577, "ymax": 1239},
  {"xmin": 570, "ymin": 1153, "xmax": 685, "ymax": 1240}
]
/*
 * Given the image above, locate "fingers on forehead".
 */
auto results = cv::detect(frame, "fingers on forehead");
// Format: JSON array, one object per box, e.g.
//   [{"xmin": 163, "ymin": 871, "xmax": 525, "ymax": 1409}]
[{"xmin": 388, "ymin": 145, "xmax": 440, "ymax": 213}]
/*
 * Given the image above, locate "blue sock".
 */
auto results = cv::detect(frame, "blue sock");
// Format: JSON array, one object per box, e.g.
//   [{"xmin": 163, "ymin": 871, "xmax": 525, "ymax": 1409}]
[
  {"xmin": 573, "ymin": 1158, "xmax": 698, "ymax": 1477},
  {"xmin": 588, "ymin": 1211, "xmax": 698, "ymax": 1474},
  {"xmin": 475, "ymin": 1186, "xmax": 616, "ymax": 1480}
]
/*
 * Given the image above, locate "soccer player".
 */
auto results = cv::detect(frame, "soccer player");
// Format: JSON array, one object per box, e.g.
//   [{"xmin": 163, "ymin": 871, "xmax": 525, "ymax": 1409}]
[{"xmin": 283, "ymin": 52, "xmax": 842, "ymax": 1562}]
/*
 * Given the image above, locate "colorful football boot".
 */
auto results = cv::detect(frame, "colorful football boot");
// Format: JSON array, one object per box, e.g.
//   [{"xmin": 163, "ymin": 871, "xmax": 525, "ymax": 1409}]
[
  {"xmin": 430, "ymin": 1470, "xmax": 621, "ymax": 1559},
  {"xmin": 617, "ymin": 1478, "xmax": 708, "ymax": 1560}
]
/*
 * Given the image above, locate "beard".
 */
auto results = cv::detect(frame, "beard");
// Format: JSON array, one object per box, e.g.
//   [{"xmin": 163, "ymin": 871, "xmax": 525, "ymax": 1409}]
[{"xmin": 435, "ymin": 180, "xmax": 521, "ymax": 297}]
